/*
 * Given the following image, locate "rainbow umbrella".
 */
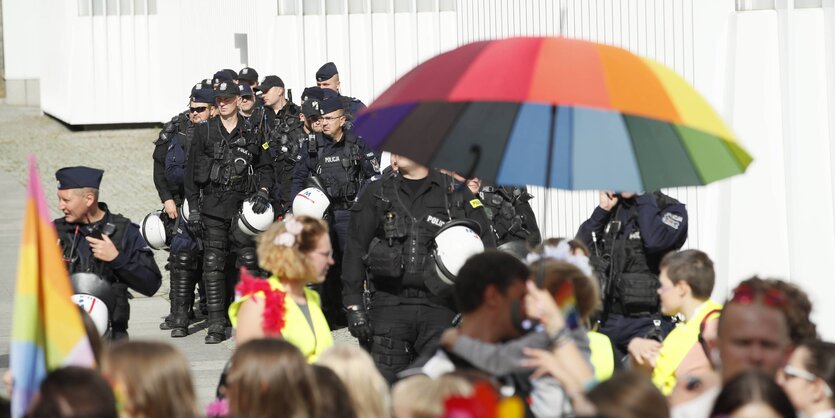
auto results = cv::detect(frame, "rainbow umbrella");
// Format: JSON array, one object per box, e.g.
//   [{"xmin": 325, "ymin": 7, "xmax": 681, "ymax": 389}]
[{"xmin": 355, "ymin": 36, "xmax": 751, "ymax": 191}]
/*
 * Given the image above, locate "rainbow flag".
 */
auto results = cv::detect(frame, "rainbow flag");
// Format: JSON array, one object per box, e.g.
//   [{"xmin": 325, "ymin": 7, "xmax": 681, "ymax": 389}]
[
  {"xmin": 554, "ymin": 280, "xmax": 580, "ymax": 330},
  {"xmin": 10, "ymin": 157, "xmax": 96, "ymax": 418}
]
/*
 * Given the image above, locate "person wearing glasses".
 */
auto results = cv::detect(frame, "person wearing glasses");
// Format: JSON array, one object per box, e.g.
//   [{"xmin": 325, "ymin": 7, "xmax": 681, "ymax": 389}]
[
  {"xmin": 229, "ymin": 216, "xmax": 335, "ymax": 361},
  {"xmin": 778, "ymin": 339, "xmax": 835, "ymax": 418},
  {"xmin": 293, "ymin": 93, "xmax": 380, "ymax": 329},
  {"xmin": 152, "ymin": 81, "xmax": 214, "ymax": 336},
  {"xmin": 185, "ymin": 81, "xmax": 274, "ymax": 344}
]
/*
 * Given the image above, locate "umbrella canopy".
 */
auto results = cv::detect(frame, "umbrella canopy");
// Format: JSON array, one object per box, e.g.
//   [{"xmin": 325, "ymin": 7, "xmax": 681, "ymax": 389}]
[{"xmin": 355, "ymin": 36, "xmax": 751, "ymax": 192}]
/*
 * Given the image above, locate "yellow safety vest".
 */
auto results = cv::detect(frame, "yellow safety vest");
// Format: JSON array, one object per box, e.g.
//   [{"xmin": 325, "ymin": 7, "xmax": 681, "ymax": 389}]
[
  {"xmin": 588, "ymin": 331, "xmax": 615, "ymax": 381},
  {"xmin": 229, "ymin": 276, "xmax": 333, "ymax": 362},
  {"xmin": 652, "ymin": 299, "xmax": 722, "ymax": 395}
]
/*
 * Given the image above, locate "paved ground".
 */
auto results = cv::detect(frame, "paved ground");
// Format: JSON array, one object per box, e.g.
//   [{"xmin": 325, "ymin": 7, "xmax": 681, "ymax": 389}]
[{"xmin": 0, "ymin": 105, "xmax": 354, "ymax": 408}]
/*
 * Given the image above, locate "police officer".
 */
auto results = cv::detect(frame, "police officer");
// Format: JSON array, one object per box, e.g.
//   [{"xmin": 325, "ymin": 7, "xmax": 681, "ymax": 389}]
[
  {"xmin": 299, "ymin": 86, "xmax": 325, "ymax": 136},
  {"xmin": 237, "ymin": 83, "xmax": 257, "ymax": 120},
  {"xmin": 151, "ymin": 82, "xmax": 215, "ymax": 337},
  {"xmin": 255, "ymin": 75, "xmax": 306, "ymax": 212},
  {"xmin": 236, "ymin": 67, "xmax": 258, "ymax": 89},
  {"xmin": 576, "ymin": 191, "xmax": 688, "ymax": 359},
  {"xmin": 315, "ymin": 62, "xmax": 365, "ymax": 129},
  {"xmin": 55, "ymin": 166, "xmax": 162, "ymax": 341},
  {"xmin": 342, "ymin": 155, "xmax": 495, "ymax": 382},
  {"xmin": 212, "ymin": 69, "xmax": 237, "ymax": 89},
  {"xmin": 293, "ymin": 93, "xmax": 380, "ymax": 327},
  {"xmin": 185, "ymin": 81, "xmax": 274, "ymax": 344}
]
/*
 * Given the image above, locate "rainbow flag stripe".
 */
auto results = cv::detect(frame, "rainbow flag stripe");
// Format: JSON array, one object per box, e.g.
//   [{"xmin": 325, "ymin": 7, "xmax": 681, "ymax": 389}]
[
  {"xmin": 10, "ymin": 157, "xmax": 95, "ymax": 418},
  {"xmin": 554, "ymin": 280, "xmax": 580, "ymax": 330}
]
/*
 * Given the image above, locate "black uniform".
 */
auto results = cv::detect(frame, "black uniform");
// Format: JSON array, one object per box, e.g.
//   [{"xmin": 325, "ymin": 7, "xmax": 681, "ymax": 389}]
[
  {"xmin": 576, "ymin": 192, "xmax": 688, "ymax": 357},
  {"xmin": 56, "ymin": 203, "xmax": 162, "ymax": 340},
  {"xmin": 152, "ymin": 112, "xmax": 205, "ymax": 334},
  {"xmin": 340, "ymin": 95, "xmax": 366, "ymax": 131},
  {"xmin": 185, "ymin": 115, "xmax": 273, "ymax": 342},
  {"xmin": 342, "ymin": 169, "xmax": 495, "ymax": 382},
  {"xmin": 292, "ymin": 130, "xmax": 380, "ymax": 326},
  {"xmin": 262, "ymin": 103, "xmax": 307, "ymax": 212},
  {"xmin": 479, "ymin": 185, "xmax": 541, "ymax": 247}
]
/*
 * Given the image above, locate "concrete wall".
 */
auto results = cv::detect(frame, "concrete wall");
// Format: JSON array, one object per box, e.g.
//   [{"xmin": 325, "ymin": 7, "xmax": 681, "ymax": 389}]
[{"xmin": 1, "ymin": 0, "xmax": 41, "ymax": 105}]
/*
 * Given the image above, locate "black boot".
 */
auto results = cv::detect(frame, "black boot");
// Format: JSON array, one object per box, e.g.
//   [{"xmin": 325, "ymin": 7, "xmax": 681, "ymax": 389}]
[
  {"xmin": 203, "ymin": 268, "xmax": 227, "ymax": 344},
  {"xmin": 169, "ymin": 253, "xmax": 200, "ymax": 337}
]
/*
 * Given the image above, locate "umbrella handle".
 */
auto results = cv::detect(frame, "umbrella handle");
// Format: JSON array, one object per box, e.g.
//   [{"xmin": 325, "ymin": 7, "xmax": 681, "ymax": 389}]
[{"xmin": 463, "ymin": 144, "xmax": 481, "ymax": 180}]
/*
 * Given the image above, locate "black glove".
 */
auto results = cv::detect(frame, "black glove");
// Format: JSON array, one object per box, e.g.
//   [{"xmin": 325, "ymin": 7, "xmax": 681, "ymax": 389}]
[
  {"xmin": 249, "ymin": 189, "xmax": 271, "ymax": 214},
  {"xmin": 346, "ymin": 306, "xmax": 373, "ymax": 343},
  {"xmin": 187, "ymin": 211, "xmax": 204, "ymax": 240}
]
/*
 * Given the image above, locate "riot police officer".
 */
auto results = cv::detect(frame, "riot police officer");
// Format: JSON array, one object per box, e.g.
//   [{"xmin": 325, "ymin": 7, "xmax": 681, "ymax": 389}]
[
  {"xmin": 55, "ymin": 166, "xmax": 162, "ymax": 341},
  {"xmin": 185, "ymin": 81, "xmax": 274, "ymax": 344},
  {"xmin": 237, "ymin": 83, "xmax": 258, "ymax": 120},
  {"xmin": 256, "ymin": 75, "xmax": 306, "ymax": 213},
  {"xmin": 576, "ymin": 191, "xmax": 688, "ymax": 359},
  {"xmin": 236, "ymin": 67, "xmax": 258, "ymax": 89},
  {"xmin": 342, "ymin": 155, "xmax": 495, "ymax": 382},
  {"xmin": 315, "ymin": 62, "xmax": 365, "ymax": 129},
  {"xmin": 292, "ymin": 93, "xmax": 380, "ymax": 327},
  {"xmin": 151, "ymin": 82, "xmax": 214, "ymax": 337}
]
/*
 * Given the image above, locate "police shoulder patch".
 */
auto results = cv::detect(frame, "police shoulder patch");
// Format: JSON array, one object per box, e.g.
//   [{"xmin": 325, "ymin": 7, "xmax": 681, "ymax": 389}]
[
  {"xmin": 262, "ymin": 142, "xmax": 269, "ymax": 150},
  {"xmin": 662, "ymin": 213, "xmax": 683, "ymax": 229},
  {"xmin": 469, "ymin": 199, "xmax": 483, "ymax": 209}
]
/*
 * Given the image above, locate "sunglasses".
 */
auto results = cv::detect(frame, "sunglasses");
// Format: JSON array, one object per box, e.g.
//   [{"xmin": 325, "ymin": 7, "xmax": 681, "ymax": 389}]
[
  {"xmin": 730, "ymin": 283, "xmax": 787, "ymax": 308},
  {"xmin": 189, "ymin": 106, "xmax": 208, "ymax": 113},
  {"xmin": 240, "ymin": 96, "xmax": 254, "ymax": 101},
  {"xmin": 783, "ymin": 365, "xmax": 834, "ymax": 397}
]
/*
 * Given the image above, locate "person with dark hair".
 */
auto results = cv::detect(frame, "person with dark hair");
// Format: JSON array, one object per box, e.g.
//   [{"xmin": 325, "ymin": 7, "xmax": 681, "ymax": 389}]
[
  {"xmin": 576, "ymin": 191, "xmax": 688, "ymax": 359},
  {"xmin": 711, "ymin": 370, "xmax": 797, "ymax": 418},
  {"xmin": 586, "ymin": 370, "xmax": 670, "ymax": 418},
  {"xmin": 627, "ymin": 249, "xmax": 722, "ymax": 396},
  {"xmin": 26, "ymin": 366, "xmax": 117, "ymax": 418},
  {"xmin": 778, "ymin": 339, "xmax": 835, "ymax": 418}
]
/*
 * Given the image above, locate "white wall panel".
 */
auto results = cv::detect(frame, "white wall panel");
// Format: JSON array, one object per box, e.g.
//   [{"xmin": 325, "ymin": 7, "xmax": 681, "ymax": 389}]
[{"xmin": 1, "ymin": 0, "xmax": 41, "ymax": 78}]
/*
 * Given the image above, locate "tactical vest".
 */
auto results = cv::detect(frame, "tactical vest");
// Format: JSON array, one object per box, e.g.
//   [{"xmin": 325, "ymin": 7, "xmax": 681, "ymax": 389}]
[
  {"xmin": 366, "ymin": 174, "xmax": 468, "ymax": 291},
  {"xmin": 306, "ymin": 133, "xmax": 365, "ymax": 205},
  {"xmin": 206, "ymin": 121, "xmax": 259, "ymax": 194},
  {"xmin": 266, "ymin": 103, "xmax": 305, "ymax": 170},
  {"xmin": 163, "ymin": 124, "xmax": 196, "ymax": 188},
  {"xmin": 480, "ymin": 186, "xmax": 532, "ymax": 245},
  {"xmin": 594, "ymin": 192, "xmax": 681, "ymax": 316}
]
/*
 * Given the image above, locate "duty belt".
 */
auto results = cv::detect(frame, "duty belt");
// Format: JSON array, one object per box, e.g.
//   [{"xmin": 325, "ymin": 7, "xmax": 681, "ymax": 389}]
[{"xmin": 205, "ymin": 177, "xmax": 248, "ymax": 193}]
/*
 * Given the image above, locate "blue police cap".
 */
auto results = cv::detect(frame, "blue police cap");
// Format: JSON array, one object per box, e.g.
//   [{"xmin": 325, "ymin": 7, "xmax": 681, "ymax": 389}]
[
  {"xmin": 56, "ymin": 166, "xmax": 104, "ymax": 190},
  {"xmin": 315, "ymin": 62, "xmax": 338, "ymax": 82},
  {"xmin": 191, "ymin": 82, "xmax": 215, "ymax": 104},
  {"xmin": 238, "ymin": 83, "xmax": 255, "ymax": 97},
  {"xmin": 319, "ymin": 94, "xmax": 344, "ymax": 115},
  {"xmin": 213, "ymin": 69, "xmax": 237, "ymax": 85},
  {"xmin": 256, "ymin": 75, "xmax": 284, "ymax": 92},
  {"xmin": 301, "ymin": 86, "xmax": 324, "ymax": 102},
  {"xmin": 237, "ymin": 67, "xmax": 259, "ymax": 82},
  {"xmin": 214, "ymin": 81, "xmax": 240, "ymax": 98}
]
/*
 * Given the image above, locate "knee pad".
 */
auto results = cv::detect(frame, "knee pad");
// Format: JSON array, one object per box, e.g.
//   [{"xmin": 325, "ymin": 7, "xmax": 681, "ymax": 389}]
[
  {"xmin": 171, "ymin": 251, "xmax": 199, "ymax": 271},
  {"xmin": 236, "ymin": 247, "xmax": 259, "ymax": 271},
  {"xmin": 203, "ymin": 249, "xmax": 227, "ymax": 273}
]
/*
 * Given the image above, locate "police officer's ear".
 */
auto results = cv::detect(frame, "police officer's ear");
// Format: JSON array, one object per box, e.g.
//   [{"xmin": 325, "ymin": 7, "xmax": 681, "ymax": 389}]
[{"xmin": 82, "ymin": 188, "xmax": 98, "ymax": 208}]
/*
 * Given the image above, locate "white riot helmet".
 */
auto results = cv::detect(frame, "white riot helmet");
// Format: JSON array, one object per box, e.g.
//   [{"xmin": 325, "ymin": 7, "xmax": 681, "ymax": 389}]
[
  {"xmin": 428, "ymin": 219, "xmax": 484, "ymax": 294},
  {"xmin": 238, "ymin": 200, "xmax": 275, "ymax": 236},
  {"xmin": 292, "ymin": 187, "xmax": 330, "ymax": 219},
  {"xmin": 140, "ymin": 210, "xmax": 169, "ymax": 250},
  {"xmin": 70, "ymin": 272, "xmax": 116, "ymax": 336},
  {"xmin": 178, "ymin": 198, "xmax": 191, "ymax": 221}
]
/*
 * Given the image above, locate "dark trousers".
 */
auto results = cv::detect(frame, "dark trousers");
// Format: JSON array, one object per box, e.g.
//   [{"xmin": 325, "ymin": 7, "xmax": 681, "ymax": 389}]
[
  {"xmin": 369, "ymin": 302, "xmax": 456, "ymax": 383},
  {"xmin": 599, "ymin": 313, "xmax": 675, "ymax": 362},
  {"xmin": 319, "ymin": 209, "xmax": 350, "ymax": 327}
]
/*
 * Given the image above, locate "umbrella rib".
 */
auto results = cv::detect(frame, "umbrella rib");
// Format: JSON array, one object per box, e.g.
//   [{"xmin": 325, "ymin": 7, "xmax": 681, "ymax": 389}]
[
  {"xmin": 545, "ymin": 105, "xmax": 557, "ymax": 190},
  {"xmin": 670, "ymin": 124, "xmax": 707, "ymax": 185}
]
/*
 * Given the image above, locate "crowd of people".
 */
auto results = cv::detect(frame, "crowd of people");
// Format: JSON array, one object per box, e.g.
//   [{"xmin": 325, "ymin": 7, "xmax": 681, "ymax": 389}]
[{"xmin": 7, "ymin": 63, "xmax": 832, "ymax": 418}]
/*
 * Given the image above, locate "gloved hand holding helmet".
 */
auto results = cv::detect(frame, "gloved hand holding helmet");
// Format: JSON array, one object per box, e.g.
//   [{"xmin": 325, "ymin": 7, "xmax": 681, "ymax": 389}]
[
  {"xmin": 249, "ymin": 188, "xmax": 271, "ymax": 214},
  {"xmin": 346, "ymin": 305, "xmax": 373, "ymax": 343}
]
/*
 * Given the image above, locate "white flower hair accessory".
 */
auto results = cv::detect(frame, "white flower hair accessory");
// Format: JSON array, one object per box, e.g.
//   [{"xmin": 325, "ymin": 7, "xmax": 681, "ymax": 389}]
[
  {"xmin": 526, "ymin": 240, "xmax": 593, "ymax": 277},
  {"xmin": 274, "ymin": 217, "xmax": 304, "ymax": 248}
]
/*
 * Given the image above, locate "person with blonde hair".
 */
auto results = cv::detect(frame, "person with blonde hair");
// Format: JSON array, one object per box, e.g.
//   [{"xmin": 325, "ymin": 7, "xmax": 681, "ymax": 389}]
[
  {"xmin": 391, "ymin": 374, "xmax": 473, "ymax": 418},
  {"xmin": 100, "ymin": 341, "xmax": 199, "ymax": 418},
  {"xmin": 229, "ymin": 215, "xmax": 335, "ymax": 361},
  {"xmin": 317, "ymin": 344, "xmax": 391, "ymax": 418},
  {"xmin": 226, "ymin": 339, "xmax": 320, "ymax": 418}
]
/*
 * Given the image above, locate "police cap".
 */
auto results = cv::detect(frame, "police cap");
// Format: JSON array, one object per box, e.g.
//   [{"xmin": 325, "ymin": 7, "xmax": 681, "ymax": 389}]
[
  {"xmin": 238, "ymin": 83, "xmax": 255, "ymax": 97},
  {"xmin": 315, "ymin": 62, "xmax": 338, "ymax": 82},
  {"xmin": 301, "ymin": 86, "xmax": 324, "ymax": 102},
  {"xmin": 301, "ymin": 99, "xmax": 323, "ymax": 118},
  {"xmin": 213, "ymin": 69, "xmax": 237, "ymax": 85},
  {"xmin": 319, "ymin": 94, "xmax": 344, "ymax": 115},
  {"xmin": 191, "ymin": 82, "xmax": 215, "ymax": 104},
  {"xmin": 256, "ymin": 75, "xmax": 285, "ymax": 92},
  {"xmin": 214, "ymin": 81, "xmax": 240, "ymax": 98},
  {"xmin": 56, "ymin": 166, "xmax": 104, "ymax": 190},
  {"xmin": 237, "ymin": 67, "xmax": 259, "ymax": 83}
]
